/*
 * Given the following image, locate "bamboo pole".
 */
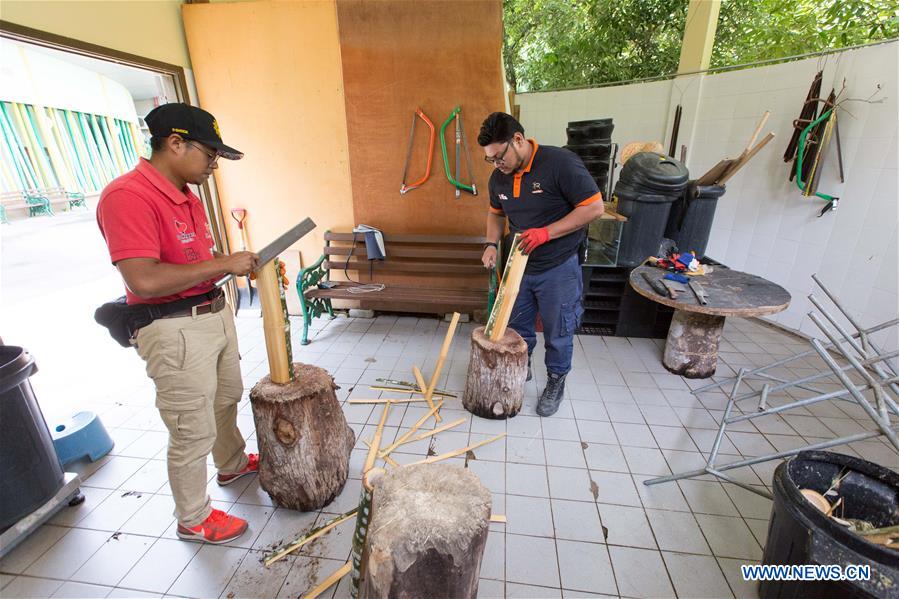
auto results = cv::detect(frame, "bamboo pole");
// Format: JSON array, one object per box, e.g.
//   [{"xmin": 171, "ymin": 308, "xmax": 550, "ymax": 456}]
[
  {"xmin": 265, "ymin": 508, "xmax": 358, "ymax": 566},
  {"xmin": 304, "ymin": 561, "xmax": 351, "ymax": 599},
  {"xmin": 362, "ymin": 439, "xmax": 399, "ymax": 467},
  {"xmin": 412, "ymin": 417, "xmax": 467, "ymax": 442},
  {"xmin": 718, "ymin": 132, "xmax": 775, "ymax": 184},
  {"xmin": 412, "ymin": 365, "xmax": 441, "ymax": 422},
  {"xmin": 257, "ymin": 260, "xmax": 292, "ymax": 383}
]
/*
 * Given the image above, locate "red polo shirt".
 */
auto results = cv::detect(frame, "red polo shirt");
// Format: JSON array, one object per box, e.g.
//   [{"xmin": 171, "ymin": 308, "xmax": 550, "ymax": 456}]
[{"xmin": 97, "ymin": 158, "xmax": 218, "ymax": 305}]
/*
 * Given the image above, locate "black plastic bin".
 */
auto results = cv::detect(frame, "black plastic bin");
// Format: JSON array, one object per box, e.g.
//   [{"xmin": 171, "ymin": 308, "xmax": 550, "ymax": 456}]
[
  {"xmin": 0, "ymin": 346, "xmax": 64, "ymax": 531},
  {"xmin": 761, "ymin": 451, "xmax": 899, "ymax": 599},
  {"xmin": 665, "ymin": 183, "xmax": 726, "ymax": 257},
  {"xmin": 614, "ymin": 189, "xmax": 678, "ymax": 267}
]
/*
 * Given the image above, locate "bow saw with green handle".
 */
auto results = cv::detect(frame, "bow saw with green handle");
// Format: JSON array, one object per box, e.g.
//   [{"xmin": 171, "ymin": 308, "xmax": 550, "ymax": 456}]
[{"xmin": 440, "ymin": 106, "xmax": 477, "ymax": 196}]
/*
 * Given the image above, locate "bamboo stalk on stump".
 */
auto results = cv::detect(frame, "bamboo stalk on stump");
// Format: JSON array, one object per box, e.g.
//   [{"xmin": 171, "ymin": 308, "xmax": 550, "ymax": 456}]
[
  {"xmin": 465, "ymin": 236, "xmax": 529, "ymax": 418},
  {"xmin": 250, "ymin": 231, "xmax": 355, "ymax": 511}
]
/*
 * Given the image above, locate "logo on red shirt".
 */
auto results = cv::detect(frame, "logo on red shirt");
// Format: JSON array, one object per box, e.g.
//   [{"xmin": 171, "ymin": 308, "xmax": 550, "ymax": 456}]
[{"xmin": 173, "ymin": 218, "xmax": 196, "ymax": 244}]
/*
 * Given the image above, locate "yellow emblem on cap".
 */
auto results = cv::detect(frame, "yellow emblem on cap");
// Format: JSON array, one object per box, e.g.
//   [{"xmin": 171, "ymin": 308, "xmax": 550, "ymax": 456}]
[
  {"xmin": 172, "ymin": 127, "xmax": 189, "ymax": 134},
  {"xmin": 212, "ymin": 119, "xmax": 222, "ymax": 139}
]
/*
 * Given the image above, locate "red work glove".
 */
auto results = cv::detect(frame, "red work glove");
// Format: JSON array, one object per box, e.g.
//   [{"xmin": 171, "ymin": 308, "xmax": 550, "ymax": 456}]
[{"xmin": 519, "ymin": 227, "xmax": 550, "ymax": 254}]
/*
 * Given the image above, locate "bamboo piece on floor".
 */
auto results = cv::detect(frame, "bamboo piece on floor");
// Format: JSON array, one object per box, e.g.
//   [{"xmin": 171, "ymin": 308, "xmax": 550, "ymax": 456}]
[
  {"xmin": 412, "ymin": 417, "xmax": 468, "ymax": 442},
  {"xmin": 304, "ymin": 561, "xmax": 351, "ymax": 599},
  {"xmin": 378, "ymin": 399, "xmax": 445, "ymax": 458},
  {"xmin": 422, "ymin": 312, "xmax": 461, "ymax": 420},
  {"xmin": 368, "ymin": 385, "xmax": 456, "ymax": 398},
  {"xmin": 412, "ymin": 365, "xmax": 441, "ymax": 422},
  {"xmin": 409, "ymin": 432, "xmax": 507, "ymax": 465},
  {"xmin": 364, "ymin": 401, "xmax": 392, "ymax": 473},
  {"xmin": 362, "ymin": 439, "xmax": 399, "ymax": 467},
  {"xmin": 486, "ymin": 235, "xmax": 529, "ymax": 341},
  {"xmin": 348, "ymin": 398, "xmax": 427, "ymax": 404},
  {"xmin": 265, "ymin": 508, "xmax": 358, "ymax": 566},
  {"xmin": 490, "ymin": 514, "xmax": 507, "ymax": 523},
  {"xmin": 258, "ymin": 261, "xmax": 292, "ymax": 384}
]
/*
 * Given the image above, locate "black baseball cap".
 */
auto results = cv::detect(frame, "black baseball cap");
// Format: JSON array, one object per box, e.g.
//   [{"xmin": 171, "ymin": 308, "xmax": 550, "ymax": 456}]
[{"xmin": 145, "ymin": 102, "xmax": 243, "ymax": 160}]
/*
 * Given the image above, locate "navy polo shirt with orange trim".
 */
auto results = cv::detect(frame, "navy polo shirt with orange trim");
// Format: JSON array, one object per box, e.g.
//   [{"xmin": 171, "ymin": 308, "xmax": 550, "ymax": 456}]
[{"xmin": 488, "ymin": 140, "xmax": 601, "ymax": 273}]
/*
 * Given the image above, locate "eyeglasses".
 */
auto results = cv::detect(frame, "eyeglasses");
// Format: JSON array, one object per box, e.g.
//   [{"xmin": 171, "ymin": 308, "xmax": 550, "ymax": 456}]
[
  {"xmin": 484, "ymin": 141, "xmax": 512, "ymax": 165},
  {"xmin": 187, "ymin": 141, "xmax": 219, "ymax": 164}
]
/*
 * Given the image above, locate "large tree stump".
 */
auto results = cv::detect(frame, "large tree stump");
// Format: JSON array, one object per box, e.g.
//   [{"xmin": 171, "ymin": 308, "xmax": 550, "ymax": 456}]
[
  {"xmin": 463, "ymin": 326, "xmax": 527, "ymax": 419},
  {"xmin": 361, "ymin": 463, "xmax": 491, "ymax": 599},
  {"xmin": 250, "ymin": 363, "xmax": 355, "ymax": 510}
]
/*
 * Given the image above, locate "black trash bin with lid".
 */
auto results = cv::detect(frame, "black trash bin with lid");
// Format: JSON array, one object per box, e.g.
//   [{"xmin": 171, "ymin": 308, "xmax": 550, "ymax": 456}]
[
  {"xmin": 665, "ymin": 183, "xmax": 726, "ymax": 258},
  {"xmin": 761, "ymin": 451, "xmax": 899, "ymax": 599},
  {"xmin": 612, "ymin": 152, "xmax": 689, "ymax": 266},
  {"xmin": 0, "ymin": 346, "xmax": 65, "ymax": 531}
]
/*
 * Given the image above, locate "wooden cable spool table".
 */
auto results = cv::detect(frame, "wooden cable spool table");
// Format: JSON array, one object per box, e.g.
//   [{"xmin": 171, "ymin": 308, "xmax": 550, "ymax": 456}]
[{"xmin": 629, "ymin": 265, "xmax": 791, "ymax": 378}]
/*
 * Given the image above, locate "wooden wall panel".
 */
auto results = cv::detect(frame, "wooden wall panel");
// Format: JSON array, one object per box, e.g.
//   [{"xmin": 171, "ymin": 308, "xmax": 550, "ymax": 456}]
[
  {"xmin": 337, "ymin": 0, "xmax": 505, "ymax": 235},
  {"xmin": 182, "ymin": 1, "xmax": 355, "ymax": 313}
]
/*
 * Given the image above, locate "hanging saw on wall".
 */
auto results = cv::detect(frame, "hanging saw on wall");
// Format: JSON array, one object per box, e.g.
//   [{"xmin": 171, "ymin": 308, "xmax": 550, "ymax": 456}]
[
  {"xmin": 400, "ymin": 108, "xmax": 436, "ymax": 194},
  {"xmin": 440, "ymin": 106, "xmax": 477, "ymax": 197}
]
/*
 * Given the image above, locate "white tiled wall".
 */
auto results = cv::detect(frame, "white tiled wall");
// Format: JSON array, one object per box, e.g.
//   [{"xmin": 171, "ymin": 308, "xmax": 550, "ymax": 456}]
[{"xmin": 518, "ymin": 42, "xmax": 898, "ymax": 346}]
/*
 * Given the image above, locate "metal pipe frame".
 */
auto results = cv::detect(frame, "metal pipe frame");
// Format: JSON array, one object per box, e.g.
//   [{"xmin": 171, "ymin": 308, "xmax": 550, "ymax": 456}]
[
  {"xmin": 644, "ymin": 274, "xmax": 898, "ymax": 499},
  {"xmin": 691, "ymin": 317, "xmax": 899, "ymax": 395}
]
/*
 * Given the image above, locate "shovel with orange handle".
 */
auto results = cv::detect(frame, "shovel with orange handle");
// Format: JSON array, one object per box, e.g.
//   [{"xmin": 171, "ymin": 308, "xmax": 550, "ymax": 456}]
[{"xmin": 230, "ymin": 207, "xmax": 254, "ymax": 306}]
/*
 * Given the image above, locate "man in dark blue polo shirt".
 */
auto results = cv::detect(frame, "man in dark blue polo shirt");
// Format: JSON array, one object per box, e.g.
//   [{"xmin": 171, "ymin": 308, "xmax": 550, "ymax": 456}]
[{"xmin": 479, "ymin": 112, "xmax": 604, "ymax": 416}]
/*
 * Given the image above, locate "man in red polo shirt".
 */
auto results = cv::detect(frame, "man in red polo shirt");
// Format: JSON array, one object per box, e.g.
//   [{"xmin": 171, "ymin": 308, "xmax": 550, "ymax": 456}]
[{"xmin": 97, "ymin": 103, "xmax": 258, "ymax": 544}]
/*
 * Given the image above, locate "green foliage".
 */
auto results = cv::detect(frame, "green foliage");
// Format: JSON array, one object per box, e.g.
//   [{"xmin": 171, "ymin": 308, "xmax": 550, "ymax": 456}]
[
  {"xmin": 711, "ymin": 0, "xmax": 899, "ymax": 69},
  {"xmin": 503, "ymin": 0, "xmax": 899, "ymax": 92},
  {"xmin": 503, "ymin": 0, "xmax": 688, "ymax": 92}
]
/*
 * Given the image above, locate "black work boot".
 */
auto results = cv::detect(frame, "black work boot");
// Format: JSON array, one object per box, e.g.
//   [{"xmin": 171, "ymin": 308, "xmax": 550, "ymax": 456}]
[
  {"xmin": 526, "ymin": 355, "xmax": 532, "ymax": 382},
  {"xmin": 536, "ymin": 372, "xmax": 567, "ymax": 417}
]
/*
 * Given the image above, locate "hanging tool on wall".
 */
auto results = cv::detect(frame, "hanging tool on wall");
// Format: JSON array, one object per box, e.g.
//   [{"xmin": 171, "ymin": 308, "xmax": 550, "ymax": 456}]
[
  {"xmin": 440, "ymin": 106, "xmax": 477, "ymax": 196},
  {"xmin": 796, "ymin": 107, "xmax": 840, "ymax": 217},
  {"xmin": 400, "ymin": 108, "xmax": 436, "ymax": 194},
  {"xmin": 230, "ymin": 207, "xmax": 255, "ymax": 308}
]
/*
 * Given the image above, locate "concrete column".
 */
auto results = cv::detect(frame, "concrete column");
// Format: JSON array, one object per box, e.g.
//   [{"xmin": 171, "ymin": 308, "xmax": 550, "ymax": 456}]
[{"xmin": 677, "ymin": 0, "xmax": 722, "ymax": 74}]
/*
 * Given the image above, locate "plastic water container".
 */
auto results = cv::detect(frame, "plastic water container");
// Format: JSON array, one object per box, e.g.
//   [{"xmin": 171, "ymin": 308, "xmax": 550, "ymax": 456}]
[{"xmin": 0, "ymin": 346, "xmax": 64, "ymax": 530}]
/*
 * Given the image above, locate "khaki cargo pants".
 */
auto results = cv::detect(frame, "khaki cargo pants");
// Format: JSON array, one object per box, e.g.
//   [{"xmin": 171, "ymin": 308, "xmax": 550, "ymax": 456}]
[{"xmin": 134, "ymin": 307, "xmax": 247, "ymax": 527}]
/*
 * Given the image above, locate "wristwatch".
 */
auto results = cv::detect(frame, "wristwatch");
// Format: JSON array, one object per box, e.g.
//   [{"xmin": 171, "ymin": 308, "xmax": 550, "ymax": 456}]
[{"xmin": 484, "ymin": 241, "xmax": 498, "ymax": 249}]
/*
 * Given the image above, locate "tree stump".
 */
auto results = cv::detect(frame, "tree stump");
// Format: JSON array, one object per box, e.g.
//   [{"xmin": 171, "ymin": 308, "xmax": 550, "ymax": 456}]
[
  {"xmin": 463, "ymin": 326, "xmax": 527, "ymax": 419},
  {"xmin": 361, "ymin": 463, "xmax": 491, "ymax": 599},
  {"xmin": 250, "ymin": 363, "xmax": 355, "ymax": 511}
]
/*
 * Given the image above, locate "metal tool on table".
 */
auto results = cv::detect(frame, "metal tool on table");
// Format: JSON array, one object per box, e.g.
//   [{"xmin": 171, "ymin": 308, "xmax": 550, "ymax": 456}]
[
  {"xmin": 230, "ymin": 207, "xmax": 254, "ymax": 308},
  {"xmin": 400, "ymin": 108, "xmax": 436, "ymax": 194},
  {"xmin": 641, "ymin": 272, "xmax": 668, "ymax": 297},
  {"xmin": 440, "ymin": 106, "xmax": 477, "ymax": 197},
  {"xmin": 215, "ymin": 217, "xmax": 316, "ymax": 288},
  {"xmin": 689, "ymin": 280, "xmax": 709, "ymax": 305},
  {"xmin": 661, "ymin": 279, "xmax": 685, "ymax": 299}
]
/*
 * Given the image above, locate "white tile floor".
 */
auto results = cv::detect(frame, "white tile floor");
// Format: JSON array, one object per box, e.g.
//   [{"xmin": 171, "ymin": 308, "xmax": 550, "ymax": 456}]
[{"xmin": 2, "ymin": 313, "xmax": 897, "ymax": 599}]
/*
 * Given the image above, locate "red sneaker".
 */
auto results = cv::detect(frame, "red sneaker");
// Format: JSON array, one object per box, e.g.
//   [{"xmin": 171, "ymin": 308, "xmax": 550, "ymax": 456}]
[
  {"xmin": 177, "ymin": 509, "xmax": 247, "ymax": 544},
  {"xmin": 217, "ymin": 453, "xmax": 259, "ymax": 486}
]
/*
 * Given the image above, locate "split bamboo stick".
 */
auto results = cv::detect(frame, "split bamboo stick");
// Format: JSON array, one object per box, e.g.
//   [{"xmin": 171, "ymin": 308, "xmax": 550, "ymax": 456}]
[
  {"xmin": 348, "ymin": 398, "xmax": 428, "ymax": 404},
  {"xmin": 265, "ymin": 509, "xmax": 357, "ymax": 566},
  {"xmin": 378, "ymin": 399, "xmax": 444, "ymax": 458},
  {"xmin": 409, "ymin": 432, "xmax": 507, "ymax": 465},
  {"xmin": 718, "ymin": 132, "xmax": 775, "ymax": 184},
  {"xmin": 413, "ymin": 365, "xmax": 441, "ymax": 422},
  {"xmin": 368, "ymin": 385, "xmax": 456, "ymax": 398},
  {"xmin": 303, "ymin": 561, "xmax": 351, "ymax": 599},
  {"xmin": 486, "ymin": 236, "xmax": 529, "ymax": 341},
  {"xmin": 489, "ymin": 515, "xmax": 507, "ymax": 523},
  {"xmin": 363, "ymin": 401, "xmax": 392, "ymax": 473}
]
